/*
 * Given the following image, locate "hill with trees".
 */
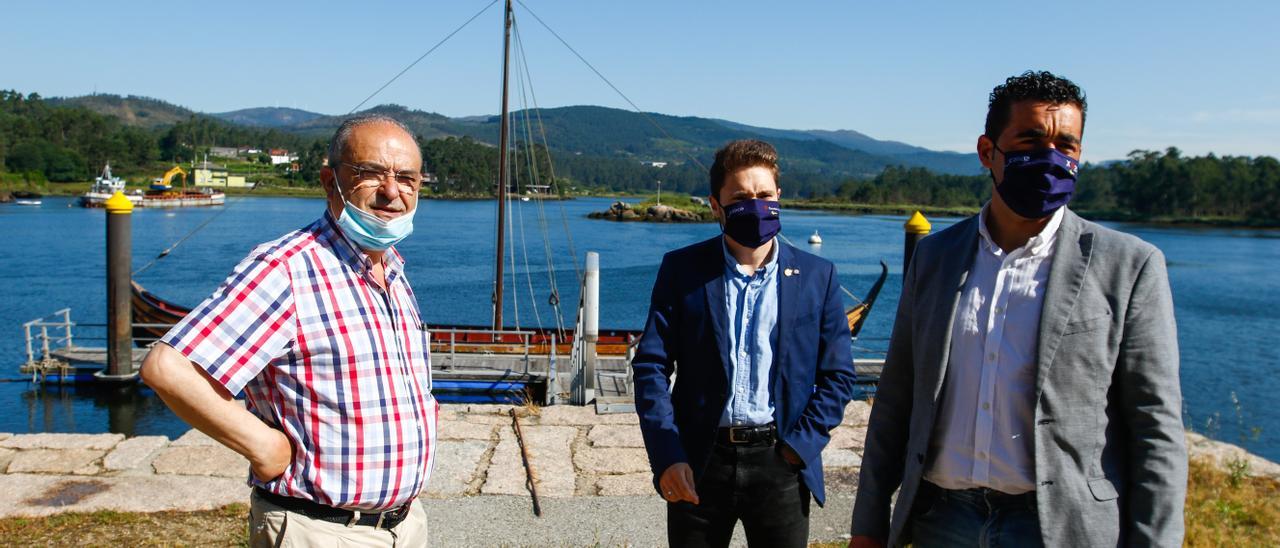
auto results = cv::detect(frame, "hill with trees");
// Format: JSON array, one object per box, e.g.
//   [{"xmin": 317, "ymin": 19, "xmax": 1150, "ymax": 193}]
[
  {"xmin": 48, "ymin": 94, "xmax": 198, "ymax": 129},
  {"xmin": 5, "ymin": 90, "xmax": 1276, "ymax": 224}
]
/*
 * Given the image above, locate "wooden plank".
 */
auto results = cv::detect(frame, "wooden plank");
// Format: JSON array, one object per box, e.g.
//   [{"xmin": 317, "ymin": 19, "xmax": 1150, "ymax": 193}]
[{"xmin": 49, "ymin": 347, "xmax": 149, "ymax": 367}]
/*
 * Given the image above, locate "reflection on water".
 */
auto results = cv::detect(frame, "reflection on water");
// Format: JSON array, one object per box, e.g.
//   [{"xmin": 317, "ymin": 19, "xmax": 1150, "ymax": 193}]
[{"xmin": 12, "ymin": 382, "xmax": 189, "ymax": 439}]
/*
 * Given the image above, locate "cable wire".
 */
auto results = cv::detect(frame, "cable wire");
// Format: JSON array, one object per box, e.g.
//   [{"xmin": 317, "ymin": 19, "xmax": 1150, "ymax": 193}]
[
  {"xmin": 348, "ymin": 0, "xmax": 500, "ymax": 114},
  {"xmin": 513, "ymin": 0, "xmax": 708, "ymax": 172}
]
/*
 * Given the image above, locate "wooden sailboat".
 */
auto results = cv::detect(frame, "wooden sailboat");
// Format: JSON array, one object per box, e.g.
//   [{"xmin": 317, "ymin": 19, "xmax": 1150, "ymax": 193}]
[{"xmin": 131, "ymin": 281, "xmax": 640, "ymax": 355}]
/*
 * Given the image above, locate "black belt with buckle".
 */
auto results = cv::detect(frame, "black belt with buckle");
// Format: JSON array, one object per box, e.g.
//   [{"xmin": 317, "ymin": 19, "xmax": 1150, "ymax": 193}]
[
  {"xmin": 716, "ymin": 423, "xmax": 777, "ymax": 446},
  {"xmin": 254, "ymin": 487, "xmax": 412, "ymax": 530}
]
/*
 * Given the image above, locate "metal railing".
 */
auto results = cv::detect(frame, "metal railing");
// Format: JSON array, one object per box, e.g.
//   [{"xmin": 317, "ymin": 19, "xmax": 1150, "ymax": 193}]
[
  {"xmin": 22, "ymin": 308, "xmax": 74, "ymax": 367},
  {"xmin": 566, "ymin": 277, "xmax": 591, "ymax": 405},
  {"xmin": 428, "ymin": 326, "xmax": 539, "ymax": 375},
  {"xmin": 19, "ymin": 307, "xmax": 181, "ymax": 382}
]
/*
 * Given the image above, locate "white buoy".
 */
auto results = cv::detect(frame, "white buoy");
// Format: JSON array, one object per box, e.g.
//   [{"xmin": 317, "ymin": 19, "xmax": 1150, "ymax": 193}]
[{"xmin": 808, "ymin": 230, "xmax": 823, "ymax": 245}]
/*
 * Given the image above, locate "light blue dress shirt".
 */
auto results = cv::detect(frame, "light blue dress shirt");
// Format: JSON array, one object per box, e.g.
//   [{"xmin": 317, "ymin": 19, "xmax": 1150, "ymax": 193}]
[{"xmin": 719, "ymin": 238, "xmax": 780, "ymax": 427}]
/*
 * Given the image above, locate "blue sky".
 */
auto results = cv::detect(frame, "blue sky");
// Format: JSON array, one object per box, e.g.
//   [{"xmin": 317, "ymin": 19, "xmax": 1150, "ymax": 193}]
[{"xmin": 3, "ymin": 0, "xmax": 1277, "ymax": 161}]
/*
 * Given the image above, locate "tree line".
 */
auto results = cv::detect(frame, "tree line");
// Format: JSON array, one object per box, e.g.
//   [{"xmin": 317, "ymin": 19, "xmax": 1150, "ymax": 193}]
[
  {"xmin": 827, "ymin": 149, "xmax": 1280, "ymax": 222},
  {"xmin": 0, "ymin": 90, "xmax": 325, "ymax": 183},
  {"xmin": 4, "ymin": 90, "xmax": 1276, "ymax": 222}
]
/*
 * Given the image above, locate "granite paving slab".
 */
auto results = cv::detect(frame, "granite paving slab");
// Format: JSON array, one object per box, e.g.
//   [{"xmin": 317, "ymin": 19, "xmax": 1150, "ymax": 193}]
[
  {"xmin": 595, "ymin": 473, "xmax": 654, "ymax": 496},
  {"xmin": 103, "ymin": 436, "xmax": 170, "ymax": 473},
  {"xmin": 0, "ymin": 433, "xmax": 124, "ymax": 451},
  {"xmin": 169, "ymin": 429, "xmax": 219, "ymax": 447},
  {"xmin": 843, "ymin": 401, "xmax": 872, "ymax": 427},
  {"xmin": 437, "ymin": 420, "xmax": 496, "ymax": 441},
  {"xmin": 0, "ymin": 474, "xmax": 249, "ymax": 517},
  {"xmin": 536, "ymin": 405, "xmax": 637, "ymax": 426},
  {"xmin": 424, "ymin": 439, "xmax": 490, "ymax": 498},
  {"xmin": 829, "ymin": 425, "xmax": 868, "ymax": 450},
  {"xmin": 575, "ymin": 446, "xmax": 650, "ymax": 475},
  {"xmin": 7, "ymin": 449, "xmax": 105, "ymax": 475},
  {"xmin": 587, "ymin": 424, "xmax": 645, "ymax": 447},
  {"xmin": 822, "ymin": 447, "xmax": 864, "ymax": 468},
  {"xmin": 151, "ymin": 445, "xmax": 247, "ymax": 478},
  {"xmin": 482, "ymin": 425, "xmax": 577, "ymax": 497}
]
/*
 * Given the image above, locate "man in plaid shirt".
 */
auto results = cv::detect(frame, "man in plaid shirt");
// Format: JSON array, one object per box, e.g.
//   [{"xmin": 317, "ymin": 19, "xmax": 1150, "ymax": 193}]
[{"xmin": 142, "ymin": 114, "xmax": 437, "ymax": 546}]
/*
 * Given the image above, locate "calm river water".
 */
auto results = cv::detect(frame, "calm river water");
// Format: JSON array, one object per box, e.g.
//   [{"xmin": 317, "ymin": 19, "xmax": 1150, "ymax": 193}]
[{"xmin": 1, "ymin": 196, "xmax": 1277, "ymax": 460}]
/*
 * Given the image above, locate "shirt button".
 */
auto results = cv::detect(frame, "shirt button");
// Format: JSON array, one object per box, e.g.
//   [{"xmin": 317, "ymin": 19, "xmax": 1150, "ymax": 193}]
[
  {"xmin": 988, "ymin": 353, "xmax": 996, "ymax": 361},
  {"xmin": 977, "ymin": 451, "xmax": 987, "ymax": 460},
  {"xmin": 982, "ymin": 402, "xmax": 991, "ymax": 411}
]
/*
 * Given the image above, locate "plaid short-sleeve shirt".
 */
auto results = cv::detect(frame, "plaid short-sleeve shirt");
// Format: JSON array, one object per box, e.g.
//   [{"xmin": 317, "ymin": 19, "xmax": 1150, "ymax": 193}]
[{"xmin": 161, "ymin": 211, "xmax": 437, "ymax": 511}]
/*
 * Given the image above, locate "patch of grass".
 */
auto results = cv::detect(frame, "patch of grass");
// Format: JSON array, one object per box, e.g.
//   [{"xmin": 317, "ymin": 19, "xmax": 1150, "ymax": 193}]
[
  {"xmin": 3, "ymin": 460, "xmax": 1276, "ymax": 547},
  {"xmin": 0, "ymin": 504, "xmax": 248, "ymax": 546},
  {"xmin": 635, "ymin": 193, "xmax": 711, "ymax": 214},
  {"xmin": 1186, "ymin": 457, "xmax": 1280, "ymax": 547}
]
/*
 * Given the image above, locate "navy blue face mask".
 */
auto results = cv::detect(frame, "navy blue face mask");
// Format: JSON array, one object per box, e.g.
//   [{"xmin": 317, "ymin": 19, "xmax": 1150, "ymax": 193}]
[
  {"xmin": 991, "ymin": 145, "xmax": 1080, "ymax": 219},
  {"xmin": 717, "ymin": 198, "xmax": 781, "ymax": 248}
]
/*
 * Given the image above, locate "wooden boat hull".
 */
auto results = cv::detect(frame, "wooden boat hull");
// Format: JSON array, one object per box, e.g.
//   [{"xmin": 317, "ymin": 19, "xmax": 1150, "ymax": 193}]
[
  {"xmin": 131, "ymin": 281, "xmax": 640, "ymax": 355},
  {"xmin": 131, "ymin": 261, "xmax": 887, "ymax": 356}
]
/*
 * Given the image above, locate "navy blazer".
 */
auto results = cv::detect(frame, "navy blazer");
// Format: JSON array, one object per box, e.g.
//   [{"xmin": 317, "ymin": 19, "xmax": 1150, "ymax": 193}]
[{"xmin": 632, "ymin": 236, "xmax": 857, "ymax": 505}]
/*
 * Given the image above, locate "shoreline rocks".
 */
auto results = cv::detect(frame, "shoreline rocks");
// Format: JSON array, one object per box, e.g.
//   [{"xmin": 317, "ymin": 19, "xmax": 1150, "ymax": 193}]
[{"xmin": 588, "ymin": 200, "xmax": 711, "ymax": 223}]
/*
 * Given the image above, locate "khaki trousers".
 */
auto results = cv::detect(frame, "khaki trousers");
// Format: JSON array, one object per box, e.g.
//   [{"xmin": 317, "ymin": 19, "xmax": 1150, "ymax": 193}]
[{"xmin": 249, "ymin": 490, "xmax": 429, "ymax": 547}]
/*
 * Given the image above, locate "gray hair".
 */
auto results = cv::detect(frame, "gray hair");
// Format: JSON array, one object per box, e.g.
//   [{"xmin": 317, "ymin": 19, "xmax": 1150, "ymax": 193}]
[{"xmin": 326, "ymin": 113, "xmax": 417, "ymax": 168}]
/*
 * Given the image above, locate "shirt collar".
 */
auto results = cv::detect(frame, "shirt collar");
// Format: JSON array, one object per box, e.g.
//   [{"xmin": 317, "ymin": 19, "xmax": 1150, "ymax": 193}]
[
  {"xmin": 977, "ymin": 203, "xmax": 1064, "ymax": 257},
  {"xmin": 321, "ymin": 209, "xmax": 406, "ymax": 277},
  {"xmin": 722, "ymin": 236, "xmax": 779, "ymax": 278}
]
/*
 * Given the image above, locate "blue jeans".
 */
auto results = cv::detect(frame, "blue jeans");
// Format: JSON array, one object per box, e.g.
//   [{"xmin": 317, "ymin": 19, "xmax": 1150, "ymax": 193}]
[{"xmin": 910, "ymin": 482, "xmax": 1043, "ymax": 548}]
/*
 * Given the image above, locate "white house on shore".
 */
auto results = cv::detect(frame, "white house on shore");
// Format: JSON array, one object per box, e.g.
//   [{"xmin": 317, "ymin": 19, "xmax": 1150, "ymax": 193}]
[{"xmin": 269, "ymin": 149, "xmax": 298, "ymax": 166}]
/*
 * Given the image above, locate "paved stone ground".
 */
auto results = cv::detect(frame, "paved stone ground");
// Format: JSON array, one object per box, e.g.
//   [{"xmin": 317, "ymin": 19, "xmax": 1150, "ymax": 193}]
[{"xmin": 1, "ymin": 401, "xmax": 1276, "ymax": 546}]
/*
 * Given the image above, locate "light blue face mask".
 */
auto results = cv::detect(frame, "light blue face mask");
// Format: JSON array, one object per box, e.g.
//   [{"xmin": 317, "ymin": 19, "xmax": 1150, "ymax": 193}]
[{"xmin": 333, "ymin": 177, "xmax": 415, "ymax": 251}]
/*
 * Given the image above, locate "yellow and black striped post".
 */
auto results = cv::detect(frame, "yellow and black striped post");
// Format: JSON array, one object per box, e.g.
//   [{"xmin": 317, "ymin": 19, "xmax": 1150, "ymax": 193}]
[
  {"xmin": 103, "ymin": 191, "xmax": 136, "ymax": 380},
  {"xmin": 903, "ymin": 211, "xmax": 932, "ymax": 284}
]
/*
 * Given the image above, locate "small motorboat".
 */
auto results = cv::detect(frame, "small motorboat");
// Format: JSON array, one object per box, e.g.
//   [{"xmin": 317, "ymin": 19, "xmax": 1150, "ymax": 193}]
[
  {"xmin": 12, "ymin": 191, "xmax": 42, "ymax": 205},
  {"xmin": 808, "ymin": 230, "xmax": 823, "ymax": 245}
]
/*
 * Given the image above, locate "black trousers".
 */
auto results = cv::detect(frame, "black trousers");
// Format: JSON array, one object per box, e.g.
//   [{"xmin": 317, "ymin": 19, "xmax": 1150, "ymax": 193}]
[{"xmin": 667, "ymin": 442, "xmax": 811, "ymax": 548}]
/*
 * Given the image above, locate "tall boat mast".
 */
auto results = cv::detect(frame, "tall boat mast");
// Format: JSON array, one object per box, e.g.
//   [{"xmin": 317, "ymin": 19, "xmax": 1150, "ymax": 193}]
[{"xmin": 492, "ymin": 0, "xmax": 513, "ymax": 330}]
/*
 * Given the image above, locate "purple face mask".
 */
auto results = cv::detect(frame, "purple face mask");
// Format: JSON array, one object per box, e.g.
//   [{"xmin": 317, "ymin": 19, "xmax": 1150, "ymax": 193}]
[
  {"xmin": 718, "ymin": 198, "xmax": 781, "ymax": 248},
  {"xmin": 993, "ymin": 146, "xmax": 1079, "ymax": 219}
]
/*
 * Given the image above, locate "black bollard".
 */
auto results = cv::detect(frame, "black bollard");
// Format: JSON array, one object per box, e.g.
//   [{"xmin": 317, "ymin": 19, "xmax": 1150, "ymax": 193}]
[
  {"xmin": 903, "ymin": 211, "xmax": 932, "ymax": 284},
  {"xmin": 100, "ymin": 191, "xmax": 137, "ymax": 381}
]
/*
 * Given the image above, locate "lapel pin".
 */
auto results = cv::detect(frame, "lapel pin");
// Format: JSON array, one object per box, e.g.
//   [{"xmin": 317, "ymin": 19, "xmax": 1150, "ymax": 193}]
[{"xmin": 784, "ymin": 268, "xmax": 796, "ymax": 277}]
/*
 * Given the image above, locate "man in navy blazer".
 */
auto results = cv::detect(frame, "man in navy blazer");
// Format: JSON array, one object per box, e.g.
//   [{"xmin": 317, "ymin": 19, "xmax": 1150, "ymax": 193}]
[{"xmin": 633, "ymin": 139, "xmax": 857, "ymax": 547}]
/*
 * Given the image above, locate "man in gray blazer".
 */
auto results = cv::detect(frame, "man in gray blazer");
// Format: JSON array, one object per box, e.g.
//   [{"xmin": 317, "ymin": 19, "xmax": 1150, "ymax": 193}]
[{"xmin": 849, "ymin": 71, "xmax": 1186, "ymax": 547}]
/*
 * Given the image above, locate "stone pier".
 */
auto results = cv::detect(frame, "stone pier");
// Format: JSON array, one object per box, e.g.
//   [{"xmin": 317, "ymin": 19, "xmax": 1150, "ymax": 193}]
[{"xmin": 1, "ymin": 402, "xmax": 1276, "ymax": 545}]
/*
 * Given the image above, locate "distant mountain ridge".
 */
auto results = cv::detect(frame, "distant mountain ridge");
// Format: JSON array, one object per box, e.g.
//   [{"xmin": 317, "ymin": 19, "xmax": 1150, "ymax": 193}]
[
  {"xmin": 49, "ymin": 94, "xmax": 197, "ymax": 129},
  {"xmin": 51, "ymin": 94, "xmax": 981, "ymax": 176},
  {"xmin": 211, "ymin": 107, "xmax": 325, "ymax": 127}
]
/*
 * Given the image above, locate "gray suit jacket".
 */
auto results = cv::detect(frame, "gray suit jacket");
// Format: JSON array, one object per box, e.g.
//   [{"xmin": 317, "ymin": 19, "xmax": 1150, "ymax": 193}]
[{"xmin": 850, "ymin": 209, "xmax": 1186, "ymax": 547}]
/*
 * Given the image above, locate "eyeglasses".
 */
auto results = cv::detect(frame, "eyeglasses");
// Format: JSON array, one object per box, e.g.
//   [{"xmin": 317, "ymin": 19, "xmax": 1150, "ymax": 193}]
[{"xmin": 340, "ymin": 162, "xmax": 422, "ymax": 194}]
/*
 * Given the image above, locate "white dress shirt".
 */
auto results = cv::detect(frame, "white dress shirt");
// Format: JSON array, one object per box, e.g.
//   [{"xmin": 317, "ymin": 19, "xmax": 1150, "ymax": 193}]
[{"xmin": 923, "ymin": 205, "xmax": 1064, "ymax": 495}]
